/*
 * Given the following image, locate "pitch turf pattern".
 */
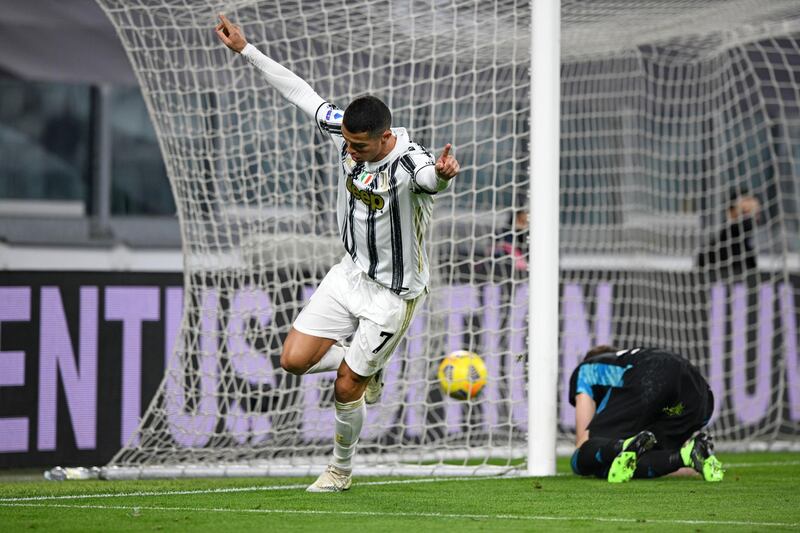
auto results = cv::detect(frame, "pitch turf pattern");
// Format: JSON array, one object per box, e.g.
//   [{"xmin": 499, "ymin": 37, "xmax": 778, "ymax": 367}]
[{"xmin": 1, "ymin": 453, "xmax": 798, "ymax": 532}]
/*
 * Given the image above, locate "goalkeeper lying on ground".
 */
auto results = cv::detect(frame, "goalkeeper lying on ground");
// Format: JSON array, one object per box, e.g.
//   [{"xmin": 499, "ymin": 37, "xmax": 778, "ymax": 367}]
[{"xmin": 569, "ymin": 345, "xmax": 724, "ymax": 483}]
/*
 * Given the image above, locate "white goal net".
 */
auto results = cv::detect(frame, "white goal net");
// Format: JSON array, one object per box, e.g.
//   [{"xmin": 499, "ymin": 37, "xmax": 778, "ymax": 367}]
[{"xmin": 96, "ymin": 0, "xmax": 800, "ymax": 479}]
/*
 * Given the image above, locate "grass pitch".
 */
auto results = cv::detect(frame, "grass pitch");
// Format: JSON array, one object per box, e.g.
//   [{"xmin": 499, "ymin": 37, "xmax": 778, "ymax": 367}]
[{"xmin": 1, "ymin": 452, "xmax": 798, "ymax": 532}]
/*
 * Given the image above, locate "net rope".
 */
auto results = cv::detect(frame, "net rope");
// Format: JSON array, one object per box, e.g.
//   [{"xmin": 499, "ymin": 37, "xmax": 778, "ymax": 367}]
[{"xmin": 95, "ymin": 0, "xmax": 800, "ymax": 477}]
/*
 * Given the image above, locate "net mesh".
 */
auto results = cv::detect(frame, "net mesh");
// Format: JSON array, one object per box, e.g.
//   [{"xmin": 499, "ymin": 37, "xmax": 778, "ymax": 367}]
[{"xmin": 95, "ymin": 0, "xmax": 800, "ymax": 477}]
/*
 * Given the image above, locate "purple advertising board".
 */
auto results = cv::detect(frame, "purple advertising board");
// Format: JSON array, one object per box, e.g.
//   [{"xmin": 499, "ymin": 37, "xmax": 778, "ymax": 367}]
[{"xmin": 1, "ymin": 271, "xmax": 798, "ymax": 468}]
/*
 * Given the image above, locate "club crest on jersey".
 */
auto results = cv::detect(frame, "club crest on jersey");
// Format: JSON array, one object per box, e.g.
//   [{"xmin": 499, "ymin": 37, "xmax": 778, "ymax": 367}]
[{"xmin": 378, "ymin": 170, "xmax": 389, "ymax": 189}]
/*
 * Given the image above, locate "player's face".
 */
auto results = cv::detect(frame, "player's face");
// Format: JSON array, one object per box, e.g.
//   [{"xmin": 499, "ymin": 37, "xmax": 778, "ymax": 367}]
[{"xmin": 341, "ymin": 126, "xmax": 392, "ymax": 163}]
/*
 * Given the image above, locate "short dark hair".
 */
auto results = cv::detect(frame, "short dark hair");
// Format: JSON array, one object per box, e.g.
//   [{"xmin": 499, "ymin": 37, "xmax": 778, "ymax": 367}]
[
  {"xmin": 583, "ymin": 345, "xmax": 621, "ymax": 361},
  {"xmin": 343, "ymin": 95, "xmax": 391, "ymax": 137}
]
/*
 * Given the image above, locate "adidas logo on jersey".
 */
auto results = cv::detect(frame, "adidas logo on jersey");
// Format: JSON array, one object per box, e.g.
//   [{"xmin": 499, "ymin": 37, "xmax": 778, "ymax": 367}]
[{"xmin": 346, "ymin": 176, "xmax": 385, "ymax": 211}]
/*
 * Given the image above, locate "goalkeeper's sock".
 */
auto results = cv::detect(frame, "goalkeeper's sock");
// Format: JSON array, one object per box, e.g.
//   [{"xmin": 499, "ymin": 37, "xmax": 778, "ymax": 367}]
[
  {"xmin": 306, "ymin": 343, "xmax": 347, "ymax": 374},
  {"xmin": 331, "ymin": 395, "xmax": 366, "ymax": 472},
  {"xmin": 571, "ymin": 437, "xmax": 620, "ymax": 477},
  {"xmin": 634, "ymin": 450, "xmax": 686, "ymax": 478}
]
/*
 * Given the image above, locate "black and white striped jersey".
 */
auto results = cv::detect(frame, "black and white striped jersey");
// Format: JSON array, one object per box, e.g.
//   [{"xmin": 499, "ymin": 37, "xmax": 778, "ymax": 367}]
[
  {"xmin": 241, "ymin": 44, "xmax": 450, "ymax": 299},
  {"xmin": 316, "ymin": 102, "xmax": 444, "ymax": 299}
]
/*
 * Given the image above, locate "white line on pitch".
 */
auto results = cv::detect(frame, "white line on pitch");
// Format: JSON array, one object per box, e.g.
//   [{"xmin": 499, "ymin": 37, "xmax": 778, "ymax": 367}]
[
  {"xmin": 0, "ymin": 476, "xmax": 478, "ymax": 502},
  {"xmin": 725, "ymin": 460, "xmax": 800, "ymax": 468},
  {"xmin": 0, "ymin": 502, "xmax": 797, "ymax": 529},
  {"xmin": 1, "ymin": 460, "xmax": 797, "ymax": 504}
]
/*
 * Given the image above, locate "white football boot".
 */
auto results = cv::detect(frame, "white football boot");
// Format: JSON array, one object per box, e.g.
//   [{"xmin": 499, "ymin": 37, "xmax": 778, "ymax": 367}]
[{"xmin": 306, "ymin": 465, "xmax": 353, "ymax": 493}]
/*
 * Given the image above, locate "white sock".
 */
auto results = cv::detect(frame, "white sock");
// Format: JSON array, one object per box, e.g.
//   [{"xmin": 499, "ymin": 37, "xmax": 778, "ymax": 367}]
[
  {"xmin": 306, "ymin": 342, "xmax": 347, "ymax": 374},
  {"xmin": 332, "ymin": 395, "xmax": 365, "ymax": 472}
]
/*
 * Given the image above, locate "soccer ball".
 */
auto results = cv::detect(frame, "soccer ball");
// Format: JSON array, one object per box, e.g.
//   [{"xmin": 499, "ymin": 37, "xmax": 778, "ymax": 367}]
[{"xmin": 437, "ymin": 350, "xmax": 488, "ymax": 400}]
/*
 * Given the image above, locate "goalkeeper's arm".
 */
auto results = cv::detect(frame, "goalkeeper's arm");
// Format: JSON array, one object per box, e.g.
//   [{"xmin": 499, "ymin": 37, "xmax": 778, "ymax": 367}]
[
  {"xmin": 215, "ymin": 13, "xmax": 324, "ymax": 118},
  {"xmin": 574, "ymin": 393, "xmax": 596, "ymax": 448}
]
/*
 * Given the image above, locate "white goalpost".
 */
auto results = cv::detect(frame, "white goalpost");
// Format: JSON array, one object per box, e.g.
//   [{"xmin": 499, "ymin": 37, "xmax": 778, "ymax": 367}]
[
  {"xmin": 95, "ymin": 0, "xmax": 800, "ymax": 479},
  {"xmin": 528, "ymin": 0, "xmax": 559, "ymax": 476}
]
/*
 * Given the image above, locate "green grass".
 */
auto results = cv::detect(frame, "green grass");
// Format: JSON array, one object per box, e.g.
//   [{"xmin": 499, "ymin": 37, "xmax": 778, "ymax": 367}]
[{"xmin": 1, "ymin": 453, "xmax": 799, "ymax": 532}]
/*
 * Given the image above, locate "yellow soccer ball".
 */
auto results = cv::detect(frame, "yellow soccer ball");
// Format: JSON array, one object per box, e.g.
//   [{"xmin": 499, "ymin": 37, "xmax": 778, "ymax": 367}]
[{"xmin": 437, "ymin": 350, "xmax": 488, "ymax": 400}]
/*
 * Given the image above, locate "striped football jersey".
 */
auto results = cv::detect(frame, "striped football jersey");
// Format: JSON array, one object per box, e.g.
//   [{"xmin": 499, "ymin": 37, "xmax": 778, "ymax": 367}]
[{"xmin": 315, "ymin": 102, "xmax": 443, "ymax": 299}]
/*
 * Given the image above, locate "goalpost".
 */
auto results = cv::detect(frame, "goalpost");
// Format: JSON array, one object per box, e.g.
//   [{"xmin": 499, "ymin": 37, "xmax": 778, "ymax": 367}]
[{"xmin": 95, "ymin": 0, "xmax": 800, "ymax": 479}]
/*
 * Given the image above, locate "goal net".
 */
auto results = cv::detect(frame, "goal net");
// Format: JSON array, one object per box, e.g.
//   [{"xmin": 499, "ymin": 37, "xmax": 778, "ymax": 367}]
[{"xmin": 95, "ymin": 0, "xmax": 800, "ymax": 479}]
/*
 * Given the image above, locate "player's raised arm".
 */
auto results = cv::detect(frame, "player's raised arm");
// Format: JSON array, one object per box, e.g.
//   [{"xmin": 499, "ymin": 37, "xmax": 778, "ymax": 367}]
[
  {"xmin": 215, "ymin": 13, "xmax": 248, "ymax": 53},
  {"xmin": 435, "ymin": 143, "xmax": 460, "ymax": 181},
  {"xmin": 412, "ymin": 143, "xmax": 460, "ymax": 194},
  {"xmin": 215, "ymin": 13, "xmax": 325, "ymax": 119}
]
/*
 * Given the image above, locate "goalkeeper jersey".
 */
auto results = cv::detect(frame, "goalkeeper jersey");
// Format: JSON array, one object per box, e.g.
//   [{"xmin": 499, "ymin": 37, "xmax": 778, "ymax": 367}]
[{"xmin": 242, "ymin": 43, "xmax": 447, "ymax": 299}]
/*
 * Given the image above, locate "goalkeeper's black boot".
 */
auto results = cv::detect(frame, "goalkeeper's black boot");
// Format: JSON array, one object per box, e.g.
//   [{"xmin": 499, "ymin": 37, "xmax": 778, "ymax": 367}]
[
  {"xmin": 607, "ymin": 430, "xmax": 657, "ymax": 483},
  {"xmin": 681, "ymin": 432, "xmax": 724, "ymax": 482}
]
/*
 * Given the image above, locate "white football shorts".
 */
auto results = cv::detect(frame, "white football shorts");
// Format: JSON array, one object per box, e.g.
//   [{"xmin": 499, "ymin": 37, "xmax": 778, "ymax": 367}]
[{"xmin": 293, "ymin": 255, "xmax": 424, "ymax": 377}]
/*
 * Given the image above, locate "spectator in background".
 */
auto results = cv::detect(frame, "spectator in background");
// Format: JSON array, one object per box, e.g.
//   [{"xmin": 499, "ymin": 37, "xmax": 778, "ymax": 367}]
[
  {"xmin": 489, "ymin": 207, "xmax": 529, "ymax": 434},
  {"xmin": 697, "ymin": 187, "xmax": 761, "ymax": 277},
  {"xmin": 494, "ymin": 208, "xmax": 529, "ymax": 273}
]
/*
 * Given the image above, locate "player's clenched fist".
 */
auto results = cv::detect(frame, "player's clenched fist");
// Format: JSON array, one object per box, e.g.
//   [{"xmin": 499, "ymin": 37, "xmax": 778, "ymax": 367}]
[
  {"xmin": 435, "ymin": 143, "xmax": 460, "ymax": 180},
  {"xmin": 215, "ymin": 13, "xmax": 248, "ymax": 53}
]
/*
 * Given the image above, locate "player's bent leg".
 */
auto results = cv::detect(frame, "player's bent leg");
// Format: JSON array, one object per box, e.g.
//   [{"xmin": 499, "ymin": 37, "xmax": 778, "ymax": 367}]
[
  {"xmin": 365, "ymin": 368, "xmax": 384, "ymax": 405},
  {"xmin": 571, "ymin": 437, "xmax": 617, "ymax": 478},
  {"xmin": 280, "ymin": 328, "xmax": 339, "ymax": 375},
  {"xmin": 633, "ymin": 450, "xmax": 688, "ymax": 478},
  {"xmin": 334, "ymin": 360, "xmax": 371, "ymax": 402},
  {"xmin": 332, "ymin": 364, "xmax": 368, "ymax": 468},
  {"xmin": 680, "ymin": 433, "xmax": 724, "ymax": 482},
  {"xmin": 607, "ymin": 430, "xmax": 657, "ymax": 483},
  {"xmin": 306, "ymin": 341, "xmax": 348, "ymax": 374},
  {"xmin": 353, "ymin": 290, "xmax": 424, "ymax": 405}
]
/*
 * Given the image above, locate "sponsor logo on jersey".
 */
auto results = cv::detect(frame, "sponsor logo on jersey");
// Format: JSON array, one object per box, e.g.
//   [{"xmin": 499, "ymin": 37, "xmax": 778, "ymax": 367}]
[
  {"xmin": 662, "ymin": 402, "xmax": 685, "ymax": 417},
  {"xmin": 346, "ymin": 176, "xmax": 385, "ymax": 211}
]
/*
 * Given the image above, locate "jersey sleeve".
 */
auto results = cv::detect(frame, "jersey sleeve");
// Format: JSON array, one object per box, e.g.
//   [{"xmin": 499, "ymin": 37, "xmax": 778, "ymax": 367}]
[
  {"xmin": 400, "ymin": 149, "xmax": 448, "ymax": 194},
  {"xmin": 241, "ymin": 43, "xmax": 326, "ymax": 120},
  {"xmin": 575, "ymin": 366, "xmax": 596, "ymax": 399},
  {"xmin": 568, "ymin": 364, "xmax": 583, "ymax": 406},
  {"xmin": 315, "ymin": 102, "xmax": 346, "ymax": 148},
  {"xmin": 568, "ymin": 364, "xmax": 596, "ymax": 406}
]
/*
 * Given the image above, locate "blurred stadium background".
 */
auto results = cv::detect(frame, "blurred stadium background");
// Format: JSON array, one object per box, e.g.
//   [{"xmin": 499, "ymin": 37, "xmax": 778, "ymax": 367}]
[{"xmin": 1, "ymin": 0, "xmax": 799, "ymax": 477}]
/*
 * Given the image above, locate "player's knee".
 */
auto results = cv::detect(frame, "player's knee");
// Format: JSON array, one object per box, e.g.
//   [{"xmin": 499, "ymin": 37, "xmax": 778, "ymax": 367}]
[
  {"xmin": 570, "ymin": 449, "xmax": 583, "ymax": 475},
  {"xmin": 334, "ymin": 367, "xmax": 367, "ymax": 403},
  {"xmin": 279, "ymin": 354, "xmax": 303, "ymax": 375},
  {"xmin": 280, "ymin": 344, "xmax": 308, "ymax": 375}
]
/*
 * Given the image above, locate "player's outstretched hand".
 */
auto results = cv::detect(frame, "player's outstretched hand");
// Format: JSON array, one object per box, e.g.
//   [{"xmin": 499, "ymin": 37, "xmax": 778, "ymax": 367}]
[
  {"xmin": 435, "ymin": 144, "xmax": 460, "ymax": 180},
  {"xmin": 215, "ymin": 13, "xmax": 248, "ymax": 53}
]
